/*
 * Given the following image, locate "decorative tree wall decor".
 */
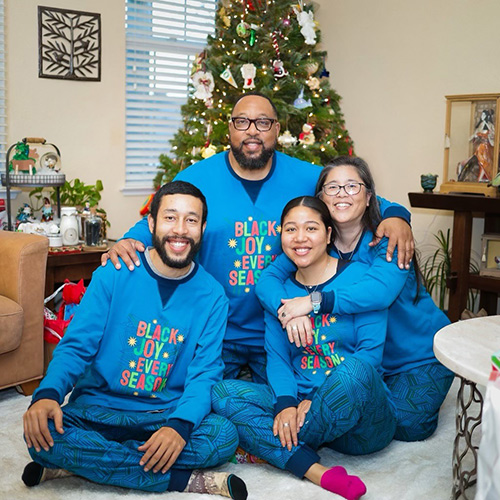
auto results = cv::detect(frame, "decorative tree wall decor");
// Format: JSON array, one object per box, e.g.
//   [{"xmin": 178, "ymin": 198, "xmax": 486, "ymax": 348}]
[{"xmin": 38, "ymin": 6, "xmax": 101, "ymax": 81}]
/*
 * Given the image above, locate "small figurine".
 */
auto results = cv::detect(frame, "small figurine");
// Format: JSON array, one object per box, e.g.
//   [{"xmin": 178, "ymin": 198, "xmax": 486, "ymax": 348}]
[
  {"xmin": 9, "ymin": 142, "xmax": 39, "ymax": 175},
  {"xmin": 273, "ymin": 59, "xmax": 288, "ymax": 79},
  {"xmin": 16, "ymin": 203, "xmax": 35, "ymax": 225},
  {"xmin": 41, "ymin": 197, "xmax": 54, "ymax": 222},
  {"xmin": 299, "ymin": 123, "xmax": 315, "ymax": 145},
  {"xmin": 458, "ymin": 108, "xmax": 495, "ymax": 182},
  {"xmin": 495, "ymin": 255, "xmax": 500, "ymax": 269}
]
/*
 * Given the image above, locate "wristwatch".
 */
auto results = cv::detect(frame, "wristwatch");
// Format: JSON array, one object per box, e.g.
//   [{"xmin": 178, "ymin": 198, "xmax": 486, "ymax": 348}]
[{"xmin": 310, "ymin": 291, "xmax": 322, "ymax": 314}]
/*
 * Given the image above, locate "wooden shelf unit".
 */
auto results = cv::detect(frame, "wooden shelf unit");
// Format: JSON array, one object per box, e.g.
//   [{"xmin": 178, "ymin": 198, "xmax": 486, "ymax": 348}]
[{"xmin": 408, "ymin": 192, "xmax": 500, "ymax": 322}]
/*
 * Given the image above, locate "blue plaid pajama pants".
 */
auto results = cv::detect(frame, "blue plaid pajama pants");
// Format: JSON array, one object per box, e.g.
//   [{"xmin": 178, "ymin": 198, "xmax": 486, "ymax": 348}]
[
  {"xmin": 384, "ymin": 361, "xmax": 454, "ymax": 441},
  {"xmin": 27, "ymin": 402, "xmax": 238, "ymax": 492},
  {"xmin": 222, "ymin": 341, "xmax": 267, "ymax": 385},
  {"xmin": 212, "ymin": 357, "xmax": 396, "ymax": 477}
]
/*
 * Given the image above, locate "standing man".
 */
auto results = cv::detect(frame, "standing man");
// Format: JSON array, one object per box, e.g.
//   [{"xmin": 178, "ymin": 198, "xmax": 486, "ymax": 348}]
[
  {"xmin": 23, "ymin": 181, "xmax": 247, "ymax": 500},
  {"xmin": 103, "ymin": 93, "xmax": 413, "ymax": 383}
]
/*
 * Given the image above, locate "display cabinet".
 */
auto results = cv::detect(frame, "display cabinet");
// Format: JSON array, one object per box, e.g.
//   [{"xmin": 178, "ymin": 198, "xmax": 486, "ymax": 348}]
[{"xmin": 440, "ymin": 93, "xmax": 500, "ymax": 197}]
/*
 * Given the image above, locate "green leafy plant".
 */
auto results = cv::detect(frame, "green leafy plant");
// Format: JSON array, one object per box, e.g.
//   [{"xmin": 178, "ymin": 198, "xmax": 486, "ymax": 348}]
[
  {"xmin": 29, "ymin": 178, "xmax": 109, "ymax": 225},
  {"xmin": 30, "ymin": 178, "xmax": 103, "ymax": 208},
  {"xmin": 421, "ymin": 228, "xmax": 478, "ymax": 310}
]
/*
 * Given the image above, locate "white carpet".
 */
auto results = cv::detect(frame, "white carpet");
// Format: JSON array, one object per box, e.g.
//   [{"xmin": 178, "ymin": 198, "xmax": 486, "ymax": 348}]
[{"xmin": 0, "ymin": 378, "xmax": 474, "ymax": 500}]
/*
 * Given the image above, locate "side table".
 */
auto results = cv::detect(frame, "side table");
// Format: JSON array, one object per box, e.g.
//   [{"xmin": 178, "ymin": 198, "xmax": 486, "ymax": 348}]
[
  {"xmin": 45, "ymin": 248, "xmax": 108, "ymax": 307},
  {"xmin": 433, "ymin": 315, "xmax": 500, "ymax": 499}
]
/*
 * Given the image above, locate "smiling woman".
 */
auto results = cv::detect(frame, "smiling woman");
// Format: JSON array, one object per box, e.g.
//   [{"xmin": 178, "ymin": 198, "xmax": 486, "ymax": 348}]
[
  {"xmin": 257, "ymin": 155, "xmax": 454, "ymax": 445},
  {"xmin": 212, "ymin": 196, "xmax": 396, "ymax": 500}
]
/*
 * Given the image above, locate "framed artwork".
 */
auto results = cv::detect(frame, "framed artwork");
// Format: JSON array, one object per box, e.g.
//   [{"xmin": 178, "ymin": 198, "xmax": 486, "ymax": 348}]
[
  {"xmin": 38, "ymin": 6, "xmax": 101, "ymax": 81},
  {"xmin": 441, "ymin": 94, "xmax": 500, "ymax": 197},
  {"xmin": 479, "ymin": 233, "xmax": 500, "ymax": 277}
]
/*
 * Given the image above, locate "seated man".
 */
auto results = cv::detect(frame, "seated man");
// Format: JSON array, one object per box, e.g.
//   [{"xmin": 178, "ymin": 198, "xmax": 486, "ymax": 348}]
[{"xmin": 22, "ymin": 181, "xmax": 247, "ymax": 500}]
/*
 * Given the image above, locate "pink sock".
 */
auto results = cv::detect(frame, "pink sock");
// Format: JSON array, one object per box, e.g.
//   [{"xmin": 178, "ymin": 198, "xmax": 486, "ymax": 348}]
[{"xmin": 320, "ymin": 466, "xmax": 367, "ymax": 500}]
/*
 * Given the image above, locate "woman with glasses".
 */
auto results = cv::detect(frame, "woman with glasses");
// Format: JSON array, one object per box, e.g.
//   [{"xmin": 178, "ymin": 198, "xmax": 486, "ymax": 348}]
[
  {"xmin": 256, "ymin": 156, "xmax": 453, "ymax": 443},
  {"xmin": 213, "ymin": 196, "xmax": 396, "ymax": 500}
]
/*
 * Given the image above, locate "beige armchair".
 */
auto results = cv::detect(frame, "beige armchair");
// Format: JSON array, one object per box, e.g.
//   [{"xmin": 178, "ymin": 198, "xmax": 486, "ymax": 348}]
[{"xmin": 0, "ymin": 231, "xmax": 48, "ymax": 395}]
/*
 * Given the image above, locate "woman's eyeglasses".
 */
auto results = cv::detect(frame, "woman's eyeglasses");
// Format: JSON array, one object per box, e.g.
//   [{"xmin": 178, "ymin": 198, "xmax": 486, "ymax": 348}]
[{"xmin": 321, "ymin": 182, "xmax": 366, "ymax": 196}]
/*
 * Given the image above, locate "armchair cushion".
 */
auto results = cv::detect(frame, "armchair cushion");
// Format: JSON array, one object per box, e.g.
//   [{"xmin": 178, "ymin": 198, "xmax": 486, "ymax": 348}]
[{"xmin": 0, "ymin": 295, "xmax": 23, "ymax": 353}]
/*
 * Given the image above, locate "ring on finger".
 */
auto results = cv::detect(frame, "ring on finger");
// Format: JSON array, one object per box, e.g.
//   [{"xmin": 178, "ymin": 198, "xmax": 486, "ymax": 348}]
[
  {"xmin": 283, "ymin": 422, "xmax": 290, "ymax": 427},
  {"xmin": 281, "ymin": 312, "xmax": 286, "ymax": 318},
  {"xmin": 292, "ymin": 325, "xmax": 298, "ymax": 331}
]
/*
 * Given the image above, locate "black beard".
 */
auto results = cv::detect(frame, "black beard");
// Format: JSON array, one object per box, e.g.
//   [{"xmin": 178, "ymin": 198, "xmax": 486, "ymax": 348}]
[
  {"xmin": 152, "ymin": 232, "xmax": 201, "ymax": 269},
  {"xmin": 230, "ymin": 138, "xmax": 276, "ymax": 171}
]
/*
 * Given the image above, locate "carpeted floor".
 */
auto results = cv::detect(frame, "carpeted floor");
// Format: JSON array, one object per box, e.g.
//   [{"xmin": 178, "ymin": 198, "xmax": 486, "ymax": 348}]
[{"xmin": 0, "ymin": 378, "xmax": 474, "ymax": 500}]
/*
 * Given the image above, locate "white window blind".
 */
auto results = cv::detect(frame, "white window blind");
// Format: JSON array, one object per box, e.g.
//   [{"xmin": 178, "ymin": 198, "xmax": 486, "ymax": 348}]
[
  {"xmin": 0, "ymin": 0, "xmax": 6, "ymax": 166},
  {"xmin": 124, "ymin": 0, "xmax": 217, "ymax": 193}
]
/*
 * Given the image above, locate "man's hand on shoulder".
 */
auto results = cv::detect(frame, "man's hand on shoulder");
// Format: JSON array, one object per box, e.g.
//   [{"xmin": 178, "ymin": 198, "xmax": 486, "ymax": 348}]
[
  {"xmin": 138, "ymin": 426, "xmax": 186, "ymax": 474},
  {"xmin": 23, "ymin": 399, "xmax": 64, "ymax": 453},
  {"xmin": 100, "ymin": 239, "xmax": 145, "ymax": 271},
  {"xmin": 369, "ymin": 217, "xmax": 414, "ymax": 270}
]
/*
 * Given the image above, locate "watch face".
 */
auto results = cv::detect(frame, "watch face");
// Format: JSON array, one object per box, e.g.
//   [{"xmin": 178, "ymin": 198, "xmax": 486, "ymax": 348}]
[
  {"xmin": 63, "ymin": 228, "xmax": 79, "ymax": 245},
  {"xmin": 311, "ymin": 291, "xmax": 321, "ymax": 304}
]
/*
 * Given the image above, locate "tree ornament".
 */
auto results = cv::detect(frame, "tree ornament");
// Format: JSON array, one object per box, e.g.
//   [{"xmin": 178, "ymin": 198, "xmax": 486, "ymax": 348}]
[
  {"xmin": 245, "ymin": 0, "xmax": 256, "ymax": 11},
  {"xmin": 278, "ymin": 130, "xmax": 297, "ymax": 148},
  {"xmin": 220, "ymin": 67, "xmax": 238, "ymax": 88},
  {"xmin": 201, "ymin": 144, "xmax": 217, "ymax": 158},
  {"xmin": 293, "ymin": 87, "xmax": 312, "ymax": 109},
  {"xmin": 299, "ymin": 122, "xmax": 315, "ymax": 145},
  {"xmin": 283, "ymin": 17, "xmax": 291, "ymax": 27},
  {"xmin": 304, "ymin": 60, "xmax": 319, "ymax": 76},
  {"xmin": 191, "ymin": 70, "xmax": 214, "ymax": 103},
  {"xmin": 241, "ymin": 63, "xmax": 257, "ymax": 89},
  {"xmin": 219, "ymin": 7, "xmax": 231, "ymax": 28},
  {"xmin": 271, "ymin": 31, "xmax": 288, "ymax": 79},
  {"xmin": 249, "ymin": 24, "xmax": 259, "ymax": 46},
  {"xmin": 236, "ymin": 21, "xmax": 250, "ymax": 38},
  {"xmin": 191, "ymin": 51, "xmax": 206, "ymax": 76},
  {"xmin": 320, "ymin": 64, "xmax": 330, "ymax": 78},
  {"xmin": 293, "ymin": 3, "xmax": 317, "ymax": 45},
  {"xmin": 306, "ymin": 76, "xmax": 320, "ymax": 90}
]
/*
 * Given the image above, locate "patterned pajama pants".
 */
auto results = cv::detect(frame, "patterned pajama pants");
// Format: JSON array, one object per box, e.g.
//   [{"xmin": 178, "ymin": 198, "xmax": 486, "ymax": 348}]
[
  {"xmin": 384, "ymin": 361, "xmax": 454, "ymax": 441},
  {"xmin": 212, "ymin": 357, "xmax": 396, "ymax": 478},
  {"xmin": 222, "ymin": 341, "xmax": 267, "ymax": 385},
  {"xmin": 27, "ymin": 403, "xmax": 239, "ymax": 492}
]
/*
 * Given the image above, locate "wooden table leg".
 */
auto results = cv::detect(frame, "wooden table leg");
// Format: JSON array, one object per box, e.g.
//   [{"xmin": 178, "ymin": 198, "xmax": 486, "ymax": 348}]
[{"xmin": 448, "ymin": 211, "xmax": 473, "ymax": 323}]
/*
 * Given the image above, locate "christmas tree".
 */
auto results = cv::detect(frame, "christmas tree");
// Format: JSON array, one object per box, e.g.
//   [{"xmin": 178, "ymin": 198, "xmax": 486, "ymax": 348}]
[{"xmin": 154, "ymin": 0, "xmax": 354, "ymax": 187}]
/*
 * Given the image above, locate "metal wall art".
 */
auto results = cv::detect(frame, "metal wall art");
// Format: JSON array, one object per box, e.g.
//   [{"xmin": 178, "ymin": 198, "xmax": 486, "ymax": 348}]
[{"xmin": 38, "ymin": 6, "xmax": 101, "ymax": 81}]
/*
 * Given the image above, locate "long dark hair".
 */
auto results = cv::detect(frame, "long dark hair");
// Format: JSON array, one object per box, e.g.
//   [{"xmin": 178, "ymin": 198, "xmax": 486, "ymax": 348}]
[
  {"xmin": 316, "ymin": 156, "xmax": 381, "ymax": 235},
  {"xmin": 316, "ymin": 156, "xmax": 424, "ymax": 303},
  {"xmin": 281, "ymin": 196, "xmax": 335, "ymax": 248}
]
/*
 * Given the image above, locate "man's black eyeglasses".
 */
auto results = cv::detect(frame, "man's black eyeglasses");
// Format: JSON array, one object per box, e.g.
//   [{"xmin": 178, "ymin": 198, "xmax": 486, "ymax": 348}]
[{"xmin": 230, "ymin": 117, "xmax": 277, "ymax": 132}]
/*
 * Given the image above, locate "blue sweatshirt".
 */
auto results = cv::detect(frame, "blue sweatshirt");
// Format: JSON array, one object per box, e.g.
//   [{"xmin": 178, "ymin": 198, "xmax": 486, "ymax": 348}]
[
  {"xmin": 124, "ymin": 151, "xmax": 410, "ymax": 347},
  {"xmin": 257, "ymin": 231, "xmax": 449, "ymax": 376},
  {"xmin": 265, "ymin": 260, "xmax": 389, "ymax": 415},
  {"xmin": 33, "ymin": 251, "xmax": 228, "ymax": 442}
]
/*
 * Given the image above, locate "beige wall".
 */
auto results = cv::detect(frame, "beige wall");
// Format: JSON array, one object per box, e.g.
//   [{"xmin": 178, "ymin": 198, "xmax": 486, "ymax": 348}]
[
  {"xmin": 7, "ymin": 0, "xmax": 499, "ymax": 248},
  {"xmin": 6, "ymin": 0, "xmax": 140, "ymax": 239},
  {"xmin": 315, "ymin": 0, "xmax": 500, "ymax": 254}
]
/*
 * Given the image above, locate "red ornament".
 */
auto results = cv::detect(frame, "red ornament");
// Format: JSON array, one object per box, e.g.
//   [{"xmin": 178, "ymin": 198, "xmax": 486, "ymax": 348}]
[{"xmin": 245, "ymin": 0, "xmax": 255, "ymax": 11}]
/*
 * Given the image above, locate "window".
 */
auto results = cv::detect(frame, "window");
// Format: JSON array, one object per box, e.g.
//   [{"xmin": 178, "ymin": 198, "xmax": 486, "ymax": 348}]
[{"xmin": 124, "ymin": 0, "xmax": 217, "ymax": 194}]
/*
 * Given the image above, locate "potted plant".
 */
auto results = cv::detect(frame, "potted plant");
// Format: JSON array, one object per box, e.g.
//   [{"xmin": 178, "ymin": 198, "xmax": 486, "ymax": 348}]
[{"xmin": 421, "ymin": 228, "xmax": 478, "ymax": 311}]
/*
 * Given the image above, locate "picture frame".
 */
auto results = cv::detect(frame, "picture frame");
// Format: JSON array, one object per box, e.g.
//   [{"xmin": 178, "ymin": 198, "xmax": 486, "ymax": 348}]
[
  {"xmin": 440, "ymin": 93, "xmax": 500, "ymax": 197},
  {"xmin": 479, "ymin": 233, "xmax": 500, "ymax": 278},
  {"xmin": 38, "ymin": 6, "xmax": 101, "ymax": 82}
]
